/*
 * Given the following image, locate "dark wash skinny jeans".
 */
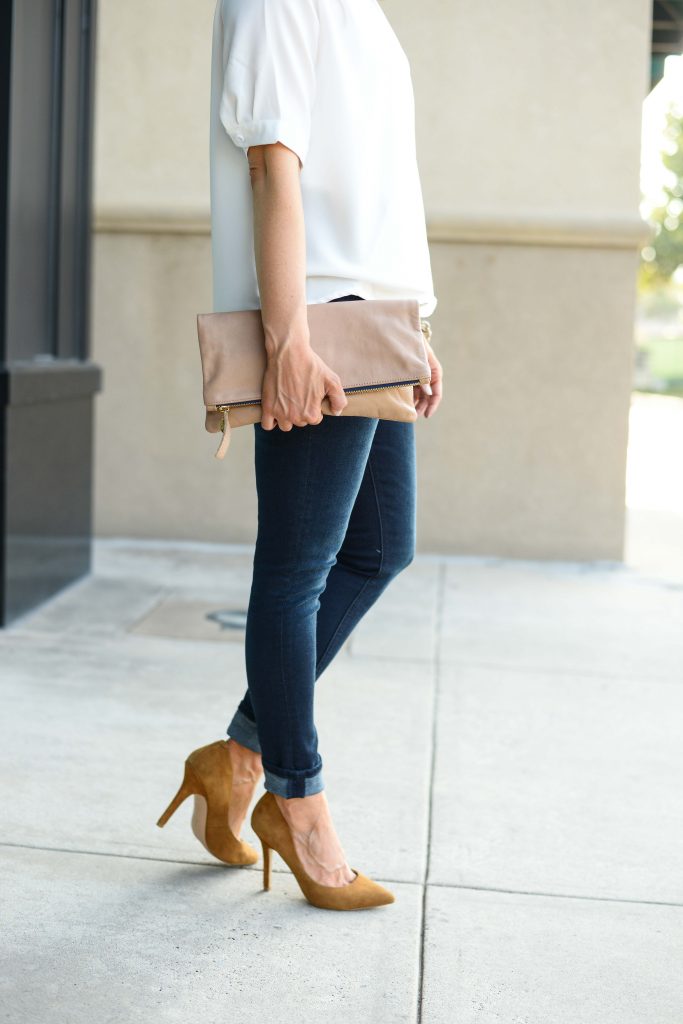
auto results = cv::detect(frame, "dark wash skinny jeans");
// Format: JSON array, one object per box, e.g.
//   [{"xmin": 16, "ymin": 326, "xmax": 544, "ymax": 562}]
[{"xmin": 226, "ymin": 294, "xmax": 417, "ymax": 797}]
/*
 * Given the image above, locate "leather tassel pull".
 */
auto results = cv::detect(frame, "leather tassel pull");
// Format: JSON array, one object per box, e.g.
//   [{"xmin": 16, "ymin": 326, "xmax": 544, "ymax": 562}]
[{"xmin": 215, "ymin": 411, "xmax": 232, "ymax": 459}]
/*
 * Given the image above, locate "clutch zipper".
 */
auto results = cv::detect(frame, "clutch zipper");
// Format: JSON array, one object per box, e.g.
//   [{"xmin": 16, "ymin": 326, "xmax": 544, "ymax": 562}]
[
  {"xmin": 212, "ymin": 318, "xmax": 433, "ymax": 458},
  {"xmin": 213, "ymin": 375, "xmax": 432, "ymax": 414}
]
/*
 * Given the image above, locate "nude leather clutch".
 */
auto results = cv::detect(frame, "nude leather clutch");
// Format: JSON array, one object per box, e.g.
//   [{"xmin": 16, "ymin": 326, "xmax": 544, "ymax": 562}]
[{"xmin": 196, "ymin": 297, "xmax": 433, "ymax": 458}]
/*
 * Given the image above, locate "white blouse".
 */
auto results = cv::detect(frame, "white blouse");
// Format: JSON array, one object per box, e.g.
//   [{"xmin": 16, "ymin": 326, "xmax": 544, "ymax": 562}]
[{"xmin": 209, "ymin": 0, "xmax": 438, "ymax": 318}]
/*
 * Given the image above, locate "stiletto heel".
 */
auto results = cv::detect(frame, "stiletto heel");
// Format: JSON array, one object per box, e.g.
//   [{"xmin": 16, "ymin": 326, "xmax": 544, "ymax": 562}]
[
  {"xmin": 262, "ymin": 840, "xmax": 272, "ymax": 891},
  {"xmin": 156, "ymin": 763, "xmax": 200, "ymax": 827},
  {"xmin": 250, "ymin": 792, "xmax": 395, "ymax": 911},
  {"xmin": 156, "ymin": 740, "xmax": 260, "ymax": 866}
]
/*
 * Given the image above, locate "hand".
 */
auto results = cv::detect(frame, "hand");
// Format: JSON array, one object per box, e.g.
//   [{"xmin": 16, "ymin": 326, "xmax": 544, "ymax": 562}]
[
  {"xmin": 260, "ymin": 340, "xmax": 348, "ymax": 431},
  {"xmin": 414, "ymin": 339, "xmax": 443, "ymax": 418}
]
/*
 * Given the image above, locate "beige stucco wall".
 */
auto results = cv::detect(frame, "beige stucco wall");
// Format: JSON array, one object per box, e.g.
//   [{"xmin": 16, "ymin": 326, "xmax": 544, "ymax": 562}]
[{"xmin": 91, "ymin": 0, "xmax": 652, "ymax": 558}]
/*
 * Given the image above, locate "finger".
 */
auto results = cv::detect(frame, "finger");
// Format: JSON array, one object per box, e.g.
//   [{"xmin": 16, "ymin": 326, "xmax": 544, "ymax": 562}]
[
  {"xmin": 303, "ymin": 404, "xmax": 325, "ymax": 425},
  {"xmin": 413, "ymin": 384, "xmax": 426, "ymax": 413},
  {"xmin": 426, "ymin": 368, "xmax": 442, "ymax": 393},
  {"xmin": 325, "ymin": 378, "xmax": 348, "ymax": 416},
  {"xmin": 261, "ymin": 412, "xmax": 276, "ymax": 430},
  {"xmin": 278, "ymin": 419, "xmax": 293, "ymax": 432}
]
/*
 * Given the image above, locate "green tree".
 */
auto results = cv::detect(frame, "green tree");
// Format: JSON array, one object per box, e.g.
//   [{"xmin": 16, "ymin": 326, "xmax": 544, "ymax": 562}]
[{"xmin": 641, "ymin": 105, "xmax": 683, "ymax": 288}]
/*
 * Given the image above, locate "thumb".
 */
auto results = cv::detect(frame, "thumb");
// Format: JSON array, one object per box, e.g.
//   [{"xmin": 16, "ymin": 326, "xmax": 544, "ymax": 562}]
[{"xmin": 325, "ymin": 376, "xmax": 348, "ymax": 416}]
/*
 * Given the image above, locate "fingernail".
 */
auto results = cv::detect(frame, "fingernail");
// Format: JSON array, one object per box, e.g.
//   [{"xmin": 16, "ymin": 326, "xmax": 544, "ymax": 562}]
[{"xmin": 423, "ymin": 383, "xmax": 433, "ymax": 395}]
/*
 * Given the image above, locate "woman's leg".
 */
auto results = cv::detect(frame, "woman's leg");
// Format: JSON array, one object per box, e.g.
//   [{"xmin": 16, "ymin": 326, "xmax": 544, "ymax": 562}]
[
  {"xmin": 227, "ymin": 415, "xmax": 417, "ymax": 752},
  {"xmin": 235, "ymin": 413, "xmax": 381, "ymax": 798},
  {"xmin": 315, "ymin": 416, "xmax": 416, "ymax": 674}
]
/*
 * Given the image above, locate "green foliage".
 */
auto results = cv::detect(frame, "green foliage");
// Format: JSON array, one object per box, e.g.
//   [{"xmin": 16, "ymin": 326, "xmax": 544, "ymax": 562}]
[{"xmin": 640, "ymin": 105, "xmax": 683, "ymax": 289}]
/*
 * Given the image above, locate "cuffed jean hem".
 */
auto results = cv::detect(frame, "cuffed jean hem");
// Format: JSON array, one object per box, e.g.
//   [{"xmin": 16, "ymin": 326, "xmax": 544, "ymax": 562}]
[
  {"xmin": 263, "ymin": 765, "xmax": 325, "ymax": 799},
  {"xmin": 226, "ymin": 708, "xmax": 262, "ymax": 755}
]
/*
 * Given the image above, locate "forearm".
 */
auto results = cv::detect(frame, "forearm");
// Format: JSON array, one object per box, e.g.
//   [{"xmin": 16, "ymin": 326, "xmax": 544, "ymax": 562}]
[{"xmin": 248, "ymin": 145, "xmax": 310, "ymax": 358}]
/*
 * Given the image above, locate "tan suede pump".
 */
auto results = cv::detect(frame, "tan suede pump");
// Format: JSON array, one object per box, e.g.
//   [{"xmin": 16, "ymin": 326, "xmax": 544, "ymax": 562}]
[
  {"xmin": 156, "ymin": 739, "xmax": 259, "ymax": 866},
  {"xmin": 250, "ymin": 791, "xmax": 395, "ymax": 910}
]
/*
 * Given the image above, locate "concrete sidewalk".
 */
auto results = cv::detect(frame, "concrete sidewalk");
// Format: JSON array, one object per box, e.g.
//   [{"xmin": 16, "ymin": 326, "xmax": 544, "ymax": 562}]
[{"xmin": 1, "ymin": 536, "xmax": 682, "ymax": 1023}]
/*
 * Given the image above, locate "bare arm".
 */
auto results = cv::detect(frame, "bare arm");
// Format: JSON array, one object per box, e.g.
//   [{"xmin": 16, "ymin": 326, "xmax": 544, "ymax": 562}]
[{"xmin": 247, "ymin": 142, "xmax": 347, "ymax": 431}]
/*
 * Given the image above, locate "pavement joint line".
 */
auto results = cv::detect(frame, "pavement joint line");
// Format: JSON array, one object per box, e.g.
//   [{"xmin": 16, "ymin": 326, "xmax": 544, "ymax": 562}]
[
  {"xmin": 425, "ymin": 880, "xmax": 683, "ymax": 909},
  {"xmin": 337, "ymin": 651, "xmax": 683, "ymax": 683},
  {"xmin": 416, "ymin": 559, "xmax": 446, "ymax": 1024},
  {"xmin": 432, "ymin": 657, "xmax": 683, "ymax": 684},
  {"xmin": 0, "ymin": 840, "xmax": 421, "ymax": 886},
  {"xmin": 125, "ymin": 588, "xmax": 174, "ymax": 634},
  {"xmin": 94, "ymin": 537, "xmax": 639, "ymax": 575},
  {"xmin": 3, "ymin": 632, "xmax": 680, "ymax": 685},
  {"xmin": 2, "ymin": 840, "xmax": 681, "ymax": 909}
]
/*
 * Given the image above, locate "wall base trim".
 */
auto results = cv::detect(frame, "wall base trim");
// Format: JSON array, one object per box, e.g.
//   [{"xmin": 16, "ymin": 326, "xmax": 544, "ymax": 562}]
[{"xmin": 93, "ymin": 205, "xmax": 652, "ymax": 250}]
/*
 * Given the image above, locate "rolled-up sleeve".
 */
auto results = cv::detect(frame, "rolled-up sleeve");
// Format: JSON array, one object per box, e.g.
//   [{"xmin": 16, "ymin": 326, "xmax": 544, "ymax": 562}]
[{"xmin": 218, "ymin": 0, "xmax": 320, "ymax": 168}]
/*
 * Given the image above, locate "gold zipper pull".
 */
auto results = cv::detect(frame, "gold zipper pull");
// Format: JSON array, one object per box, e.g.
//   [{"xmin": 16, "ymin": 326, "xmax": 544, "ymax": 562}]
[
  {"xmin": 419, "ymin": 322, "xmax": 433, "ymax": 394},
  {"xmin": 420, "ymin": 319, "xmax": 432, "ymax": 343},
  {"xmin": 215, "ymin": 408, "xmax": 232, "ymax": 459}
]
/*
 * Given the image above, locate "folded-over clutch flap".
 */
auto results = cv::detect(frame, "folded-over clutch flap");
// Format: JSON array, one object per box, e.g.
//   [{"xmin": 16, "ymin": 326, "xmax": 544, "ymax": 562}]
[{"xmin": 196, "ymin": 297, "xmax": 430, "ymax": 410}]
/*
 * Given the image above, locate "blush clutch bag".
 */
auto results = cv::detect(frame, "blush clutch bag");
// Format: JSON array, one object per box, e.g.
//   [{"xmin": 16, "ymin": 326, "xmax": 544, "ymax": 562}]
[{"xmin": 196, "ymin": 297, "xmax": 433, "ymax": 459}]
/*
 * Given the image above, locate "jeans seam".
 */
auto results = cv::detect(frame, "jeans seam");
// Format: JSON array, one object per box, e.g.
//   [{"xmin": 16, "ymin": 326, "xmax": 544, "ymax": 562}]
[
  {"xmin": 280, "ymin": 423, "xmax": 316, "ymax": 794},
  {"xmin": 366, "ymin": 450, "xmax": 385, "ymax": 579},
  {"xmin": 315, "ymin": 448, "xmax": 385, "ymax": 674},
  {"xmin": 315, "ymin": 574, "xmax": 375, "ymax": 677}
]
